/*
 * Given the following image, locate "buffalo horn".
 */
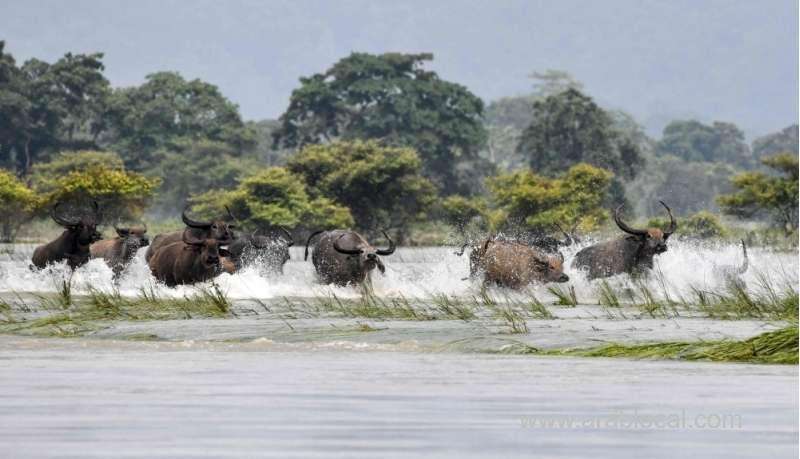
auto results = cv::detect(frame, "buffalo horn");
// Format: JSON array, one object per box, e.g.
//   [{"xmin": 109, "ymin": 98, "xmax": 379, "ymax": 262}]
[
  {"xmin": 51, "ymin": 202, "xmax": 79, "ymax": 227},
  {"xmin": 614, "ymin": 204, "xmax": 648, "ymax": 236},
  {"xmin": 181, "ymin": 229, "xmax": 205, "ymax": 246},
  {"xmin": 333, "ymin": 234, "xmax": 363, "ymax": 255},
  {"xmin": 182, "ymin": 205, "xmax": 211, "ymax": 229},
  {"xmin": 659, "ymin": 201, "xmax": 677, "ymax": 238},
  {"xmin": 375, "ymin": 230, "xmax": 396, "ymax": 256}
]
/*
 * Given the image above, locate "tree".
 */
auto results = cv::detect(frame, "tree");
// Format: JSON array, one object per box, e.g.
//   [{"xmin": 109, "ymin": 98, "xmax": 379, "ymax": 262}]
[
  {"xmin": 752, "ymin": 124, "xmax": 798, "ymax": 160},
  {"xmin": 191, "ymin": 167, "xmax": 353, "ymax": 231},
  {"xmin": 104, "ymin": 72, "xmax": 256, "ymax": 170},
  {"xmin": 287, "ymin": 140, "xmax": 436, "ymax": 239},
  {"xmin": 272, "ymin": 52, "xmax": 488, "ymax": 195},
  {"xmin": 648, "ymin": 211, "xmax": 727, "ymax": 239},
  {"xmin": 487, "ymin": 163, "xmax": 614, "ymax": 233},
  {"xmin": 655, "ymin": 120, "xmax": 752, "ymax": 167},
  {"xmin": 440, "ymin": 195, "xmax": 489, "ymax": 233},
  {"xmin": 516, "ymin": 89, "xmax": 644, "ymax": 180},
  {"xmin": 641, "ymin": 155, "xmax": 736, "ymax": 215},
  {"xmin": 0, "ymin": 169, "xmax": 38, "ymax": 241},
  {"xmin": 0, "ymin": 42, "xmax": 110, "ymax": 175},
  {"xmin": 32, "ymin": 150, "xmax": 159, "ymax": 221},
  {"xmin": 717, "ymin": 153, "xmax": 798, "ymax": 235},
  {"xmin": 144, "ymin": 140, "xmax": 259, "ymax": 215}
]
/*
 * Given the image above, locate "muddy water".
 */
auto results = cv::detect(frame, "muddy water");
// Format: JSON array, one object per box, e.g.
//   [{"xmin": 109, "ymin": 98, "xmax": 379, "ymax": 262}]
[{"xmin": 0, "ymin": 241, "xmax": 797, "ymax": 457}]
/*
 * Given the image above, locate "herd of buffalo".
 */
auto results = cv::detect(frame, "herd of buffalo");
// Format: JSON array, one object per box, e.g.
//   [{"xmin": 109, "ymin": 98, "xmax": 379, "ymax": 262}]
[{"xmin": 30, "ymin": 200, "xmax": 689, "ymax": 288}]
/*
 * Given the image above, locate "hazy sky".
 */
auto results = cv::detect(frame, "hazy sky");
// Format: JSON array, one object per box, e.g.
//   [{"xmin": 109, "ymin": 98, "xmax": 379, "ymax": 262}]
[{"xmin": 2, "ymin": 0, "xmax": 797, "ymax": 138}]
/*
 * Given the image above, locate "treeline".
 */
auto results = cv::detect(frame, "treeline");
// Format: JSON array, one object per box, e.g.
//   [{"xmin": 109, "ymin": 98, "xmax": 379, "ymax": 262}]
[{"xmin": 0, "ymin": 42, "xmax": 797, "ymax": 242}]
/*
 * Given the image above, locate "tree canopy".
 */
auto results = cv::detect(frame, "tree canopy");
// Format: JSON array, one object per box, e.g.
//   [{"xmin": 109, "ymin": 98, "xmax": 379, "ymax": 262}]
[
  {"xmin": 655, "ymin": 120, "xmax": 752, "ymax": 167},
  {"xmin": 287, "ymin": 140, "xmax": 436, "ymax": 238},
  {"xmin": 751, "ymin": 124, "xmax": 798, "ymax": 160},
  {"xmin": 104, "ymin": 71, "xmax": 256, "ymax": 170},
  {"xmin": 272, "ymin": 52, "xmax": 489, "ymax": 195},
  {"xmin": 516, "ymin": 88, "xmax": 644, "ymax": 180},
  {"xmin": 192, "ymin": 167, "xmax": 353, "ymax": 231},
  {"xmin": 487, "ymin": 163, "xmax": 614, "ymax": 233}
]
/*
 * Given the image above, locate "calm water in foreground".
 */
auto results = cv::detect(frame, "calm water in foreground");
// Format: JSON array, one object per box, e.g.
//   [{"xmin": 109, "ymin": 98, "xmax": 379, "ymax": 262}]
[{"xmin": 0, "ymin": 242, "xmax": 797, "ymax": 457}]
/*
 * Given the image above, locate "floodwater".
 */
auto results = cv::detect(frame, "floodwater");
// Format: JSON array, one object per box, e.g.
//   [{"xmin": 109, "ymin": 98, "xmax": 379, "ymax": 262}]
[{"xmin": 0, "ymin": 240, "xmax": 797, "ymax": 458}]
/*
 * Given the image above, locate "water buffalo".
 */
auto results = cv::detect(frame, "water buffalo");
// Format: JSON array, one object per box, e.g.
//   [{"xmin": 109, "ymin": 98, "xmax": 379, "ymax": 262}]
[
  {"xmin": 31, "ymin": 202, "xmax": 102, "ymax": 270},
  {"xmin": 457, "ymin": 225, "xmax": 576, "ymax": 278},
  {"xmin": 148, "ymin": 229, "xmax": 231, "ymax": 287},
  {"xmin": 145, "ymin": 206, "xmax": 236, "ymax": 262},
  {"xmin": 573, "ymin": 201, "xmax": 676, "ymax": 279},
  {"xmin": 90, "ymin": 224, "xmax": 149, "ymax": 278},
  {"xmin": 482, "ymin": 239, "xmax": 569, "ymax": 288},
  {"xmin": 223, "ymin": 227, "xmax": 293, "ymax": 274},
  {"xmin": 305, "ymin": 229, "xmax": 395, "ymax": 286}
]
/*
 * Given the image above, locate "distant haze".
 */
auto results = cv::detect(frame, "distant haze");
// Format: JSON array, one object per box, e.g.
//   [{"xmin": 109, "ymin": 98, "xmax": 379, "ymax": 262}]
[{"xmin": 2, "ymin": 0, "xmax": 797, "ymax": 138}]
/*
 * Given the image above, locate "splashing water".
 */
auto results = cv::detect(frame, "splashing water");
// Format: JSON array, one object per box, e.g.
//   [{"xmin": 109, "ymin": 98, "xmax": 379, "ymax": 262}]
[{"xmin": 1, "ymin": 240, "xmax": 795, "ymax": 303}]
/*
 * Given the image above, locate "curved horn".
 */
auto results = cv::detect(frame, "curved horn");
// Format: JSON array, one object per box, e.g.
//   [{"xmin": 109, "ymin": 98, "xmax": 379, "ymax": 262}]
[
  {"xmin": 279, "ymin": 226, "xmax": 294, "ymax": 247},
  {"xmin": 304, "ymin": 230, "xmax": 325, "ymax": 261},
  {"xmin": 224, "ymin": 206, "xmax": 238, "ymax": 227},
  {"xmin": 659, "ymin": 200, "xmax": 677, "ymax": 238},
  {"xmin": 51, "ymin": 202, "xmax": 79, "ymax": 227},
  {"xmin": 614, "ymin": 204, "xmax": 647, "ymax": 236},
  {"xmin": 333, "ymin": 234, "xmax": 363, "ymax": 255},
  {"xmin": 375, "ymin": 230, "xmax": 395, "ymax": 256},
  {"xmin": 92, "ymin": 200, "xmax": 100, "ymax": 218},
  {"xmin": 738, "ymin": 239, "xmax": 749, "ymax": 274},
  {"xmin": 182, "ymin": 205, "xmax": 211, "ymax": 229},
  {"xmin": 181, "ymin": 229, "xmax": 205, "ymax": 246}
]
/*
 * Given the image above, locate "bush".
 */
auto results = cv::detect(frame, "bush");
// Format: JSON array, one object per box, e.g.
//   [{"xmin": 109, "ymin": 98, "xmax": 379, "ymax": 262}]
[{"xmin": 0, "ymin": 170, "xmax": 39, "ymax": 241}]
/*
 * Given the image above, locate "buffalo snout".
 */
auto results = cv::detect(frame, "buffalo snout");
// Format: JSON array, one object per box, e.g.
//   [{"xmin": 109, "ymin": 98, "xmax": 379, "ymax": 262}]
[{"xmin": 557, "ymin": 273, "xmax": 569, "ymax": 283}]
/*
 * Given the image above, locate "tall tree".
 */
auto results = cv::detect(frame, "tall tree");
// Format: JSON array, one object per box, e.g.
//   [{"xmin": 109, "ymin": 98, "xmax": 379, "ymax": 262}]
[
  {"xmin": 104, "ymin": 72, "xmax": 256, "ymax": 170},
  {"xmin": 655, "ymin": 120, "xmax": 752, "ymax": 167},
  {"xmin": 516, "ymin": 88, "xmax": 644, "ymax": 180},
  {"xmin": 0, "ymin": 42, "xmax": 109, "ymax": 175},
  {"xmin": 717, "ymin": 153, "xmax": 798, "ymax": 236},
  {"xmin": 272, "ymin": 52, "xmax": 489, "ymax": 195},
  {"xmin": 751, "ymin": 124, "xmax": 798, "ymax": 160}
]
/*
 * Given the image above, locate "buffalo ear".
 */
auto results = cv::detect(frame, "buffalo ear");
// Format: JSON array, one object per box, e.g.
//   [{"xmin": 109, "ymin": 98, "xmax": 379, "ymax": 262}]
[{"xmin": 219, "ymin": 248, "xmax": 232, "ymax": 257}]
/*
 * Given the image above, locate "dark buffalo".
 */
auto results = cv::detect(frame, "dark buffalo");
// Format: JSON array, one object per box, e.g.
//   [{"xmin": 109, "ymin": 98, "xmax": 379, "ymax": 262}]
[
  {"xmin": 482, "ymin": 239, "xmax": 569, "ymax": 288},
  {"xmin": 223, "ymin": 227, "xmax": 294, "ymax": 274},
  {"xmin": 90, "ymin": 224, "xmax": 149, "ymax": 278},
  {"xmin": 573, "ymin": 201, "xmax": 676, "ymax": 279},
  {"xmin": 31, "ymin": 202, "xmax": 102, "ymax": 270},
  {"xmin": 305, "ymin": 229, "xmax": 395, "ymax": 286},
  {"xmin": 148, "ymin": 229, "xmax": 231, "ymax": 287},
  {"xmin": 145, "ymin": 206, "xmax": 236, "ymax": 262}
]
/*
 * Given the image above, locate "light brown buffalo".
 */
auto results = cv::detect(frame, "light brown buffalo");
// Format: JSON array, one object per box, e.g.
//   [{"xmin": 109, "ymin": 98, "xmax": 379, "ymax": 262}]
[
  {"xmin": 482, "ymin": 240, "xmax": 569, "ymax": 289},
  {"xmin": 90, "ymin": 225, "xmax": 149, "ymax": 278}
]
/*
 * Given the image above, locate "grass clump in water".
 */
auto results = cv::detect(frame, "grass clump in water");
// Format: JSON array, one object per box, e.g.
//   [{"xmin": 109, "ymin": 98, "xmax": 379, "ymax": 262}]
[
  {"xmin": 550, "ymin": 326, "xmax": 798, "ymax": 365},
  {"xmin": 547, "ymin": 285, "xmax": 577, "ymax": 306}
]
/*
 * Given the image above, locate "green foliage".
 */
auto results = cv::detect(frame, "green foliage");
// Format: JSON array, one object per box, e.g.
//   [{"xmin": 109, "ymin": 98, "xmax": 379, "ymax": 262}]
[
  {"xmin": 32, "ymin": 150, "xmax": 159, "ymax": 221},
  {"xmin": 105, "ymin": 72, "xmax": 256, "ymax": 170},
  {"xmin": 192, "ymin": 167, "xmax": 353, "ymax": 231},
  {"xmin": 145, "ymin": 140, "xmax": 258, "ymax": 214},
  {"xmin": 287, "ymin": 140, "xmax": 436, "ymax": 236},
  {"xmin": 440, "ymin": 195, "xmax": 488, "ymax": 231},
  {"xmin": 487, "ymin": 163, "xmax": 614, "ymax": 232},
  {"xmin": 717, "ymin": 153, "xmax": 798, "ymax": 235},
  {"xmin": 0, "ymin": 42, "xmax": 110, "ymax": 175},
  {"xmin": 751, "ymin": 124, "xmax": 798, "ymax": 160},
  {"xmin": 656, "ymin": 120, "xmax": 752, "ymax": 167},
  {"xmin": 273, "ymin": 52, "xmax": 489, "ymax": 195},
  {"xmin": 0, "ymin": 169, "xmax": 39, "ymax": 241},
  {"xmin": 516, "ymin": 88, "xmax": 644, "ymax": 180}
]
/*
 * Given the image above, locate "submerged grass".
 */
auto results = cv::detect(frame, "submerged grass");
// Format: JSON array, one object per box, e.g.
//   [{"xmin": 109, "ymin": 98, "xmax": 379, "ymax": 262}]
[
  {"xmin": 549, "ymin": 326, "xmax": 798, "ymax": 365},
  {"xmin": 0, "ymin": 283, "xmax": 233, "ymax": 338},
  {"xmin": 547, "ymin": 285, "xmax": 578, "ymax": 306}
]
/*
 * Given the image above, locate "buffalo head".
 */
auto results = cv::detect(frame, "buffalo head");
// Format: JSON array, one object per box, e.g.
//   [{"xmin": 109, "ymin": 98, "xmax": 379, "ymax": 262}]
[
  {"xmin": 332, "ymin": 230, "xmax": 396, "ymax": 274},
  {"xmin": 182, "ymin": 229, "xmax": 231, "ymax": 269},
  {"xmin": 116, "ymin": 223, "xmax": 149, "ymax": 250},
  {"xmin": 182, "ymin": 205, "xmax": 236, "ymax": 242},
  {"xmin": 52, "ymin": 201, "xmax": 102, "ymax": 245},
  {"xmin": 615, "ymin": 201, "xmax": 676, "ymax": 255}
]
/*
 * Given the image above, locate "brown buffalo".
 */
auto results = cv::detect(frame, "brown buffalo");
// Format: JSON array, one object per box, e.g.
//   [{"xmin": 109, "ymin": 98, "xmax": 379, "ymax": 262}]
[
  {"xmin": 573, "ymin": 201, "xmax": 676, "ymax": 279},
  {"xmin": 223, "ymin": 227, "xmax": 293, "ymax": 274},
  {"xmin": 145, "ymin": 206, "xmax": 236, "ymax": 262},
  {"xmin": 482, "ymin": 240, "xmax": 569, "ymax": 288},
  {"xmin": 305, "ymin": 230, "xmax": 395, "ymax": 286},
  {"xmin": 148, "ymin": 229, "xmax": 232, "ymax": 287},
  {"xmin": 32, "ymin": 202, "xmax": 102, "ymax": 270},
  {"xmin": 90, "ymin": 224, "xmax": 149, "ymax": 278}
]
